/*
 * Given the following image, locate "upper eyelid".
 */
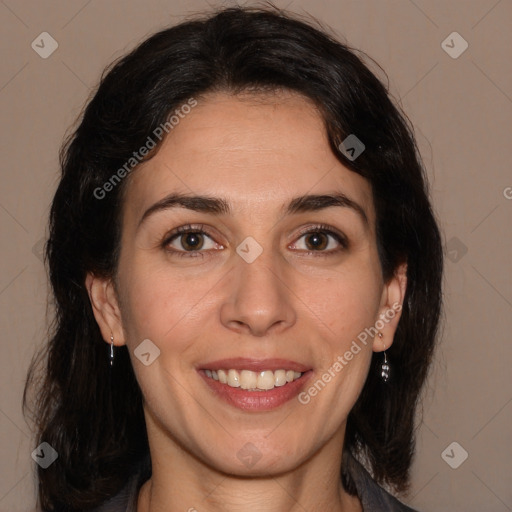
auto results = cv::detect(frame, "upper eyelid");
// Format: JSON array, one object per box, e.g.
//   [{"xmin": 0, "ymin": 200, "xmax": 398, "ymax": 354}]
[
  {"xmin": 294, "ymin": 224, "xmax": 345, "ymax": 239},
  {"xmin": 164, "ymin": 225, "xmax": 218, "ymax": 244}
]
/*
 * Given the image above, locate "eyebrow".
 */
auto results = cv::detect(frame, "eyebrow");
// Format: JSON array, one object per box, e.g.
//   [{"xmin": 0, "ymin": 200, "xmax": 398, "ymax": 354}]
[{"xmin": 137, "ymin": 192, "xmax": 369, "ymax": 228}]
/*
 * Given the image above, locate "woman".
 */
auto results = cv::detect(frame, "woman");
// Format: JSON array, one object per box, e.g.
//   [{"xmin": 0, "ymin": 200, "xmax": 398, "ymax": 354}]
[{"xmin": 24, "ymin": 6, "xmax": 443, "ymax": 512}]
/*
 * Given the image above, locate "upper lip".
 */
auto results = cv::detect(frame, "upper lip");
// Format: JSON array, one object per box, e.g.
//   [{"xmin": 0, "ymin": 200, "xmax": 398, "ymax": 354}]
[{"xmin": 198, "ymin": 357, "xmax": 311, "ymax": 373}]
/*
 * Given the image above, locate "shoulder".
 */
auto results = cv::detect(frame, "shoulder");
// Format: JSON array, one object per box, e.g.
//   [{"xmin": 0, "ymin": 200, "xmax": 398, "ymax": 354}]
[
  {"xmin": 344, "ymin": 451, "xmax": 420, "ymax": 512},
  {"xmin": 88, "ymin": 456, "xmax": 150, "ymax": 512},
  {"xmin": 87, "ymin": 474, "xmax": 139, "ymax": 512}
]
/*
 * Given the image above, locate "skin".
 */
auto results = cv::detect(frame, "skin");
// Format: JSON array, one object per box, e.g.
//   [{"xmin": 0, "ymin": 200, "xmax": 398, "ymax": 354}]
[{"xmin": 86, "ymin": 90, "xmax": 407, "ymax": 512}]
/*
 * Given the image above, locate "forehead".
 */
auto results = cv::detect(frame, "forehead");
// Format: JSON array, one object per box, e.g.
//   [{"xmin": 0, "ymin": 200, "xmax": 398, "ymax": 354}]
[{"xmin": 122, "ymin": 91, "xmax": 375, "ymax": 224}]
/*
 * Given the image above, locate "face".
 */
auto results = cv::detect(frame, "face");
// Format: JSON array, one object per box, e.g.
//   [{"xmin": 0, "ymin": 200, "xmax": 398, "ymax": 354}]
[{"xmin": 88, "ymin": 91, "xmax": 405, "ymax": 477}]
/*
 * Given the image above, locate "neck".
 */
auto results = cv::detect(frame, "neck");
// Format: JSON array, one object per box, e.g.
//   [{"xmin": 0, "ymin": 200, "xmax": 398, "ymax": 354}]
[{"xmin": 137, "ymin": 421, "xmax": 362, "ymax": 512}]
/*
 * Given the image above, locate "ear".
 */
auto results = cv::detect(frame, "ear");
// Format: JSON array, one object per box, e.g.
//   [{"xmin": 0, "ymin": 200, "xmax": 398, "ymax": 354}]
[
  {"xmin": 373, "ymin": 261, "xmax": 407, "ymax": 353},
  {"xmin": 85, "ymin": 272, "xmax": 126, "ymax": 346}
]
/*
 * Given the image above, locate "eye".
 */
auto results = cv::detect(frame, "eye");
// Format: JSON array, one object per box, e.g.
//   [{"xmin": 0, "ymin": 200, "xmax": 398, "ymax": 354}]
[
  {"xmin": 290, "ymin": 225, "xmax": 347, "ymax": 254},
  {"xmin": 163, "ymin": 225, "xmax": 223, "ymax": 256}
]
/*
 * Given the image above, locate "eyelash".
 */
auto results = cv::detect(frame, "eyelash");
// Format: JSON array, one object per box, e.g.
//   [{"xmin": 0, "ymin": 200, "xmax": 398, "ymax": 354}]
[
  {"xmin": 161, "ymin": 224, "xmax": 213, "ymax": 259},
  {"xmin": 161, "ymin": 223, "xmax": 348, "ymax": 258}
]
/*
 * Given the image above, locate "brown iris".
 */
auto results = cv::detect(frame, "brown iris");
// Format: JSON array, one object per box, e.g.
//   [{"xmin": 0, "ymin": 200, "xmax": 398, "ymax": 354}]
[
  {"xmin": 304, "ymin": 232, "xmax": 328, "ymax": 251},
  {"xmin": 180, "ymin": 232, "xmax": 204, "ymax": 251}
]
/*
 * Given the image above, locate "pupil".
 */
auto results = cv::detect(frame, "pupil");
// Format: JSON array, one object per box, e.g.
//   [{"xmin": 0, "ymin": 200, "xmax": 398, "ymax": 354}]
[
  {"xmin": 182, "ymin": 233, "xmax": 203, "ymax": 250},
  {"xmin": 306, "ymin": 233, "xmax": 327, "ymax": 250}
]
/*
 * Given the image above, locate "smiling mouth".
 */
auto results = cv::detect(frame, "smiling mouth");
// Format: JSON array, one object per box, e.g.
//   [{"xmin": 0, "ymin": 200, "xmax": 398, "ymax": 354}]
[{"xmin": 203, "ymin": 368, "xmax": 303, "ymax": 391}]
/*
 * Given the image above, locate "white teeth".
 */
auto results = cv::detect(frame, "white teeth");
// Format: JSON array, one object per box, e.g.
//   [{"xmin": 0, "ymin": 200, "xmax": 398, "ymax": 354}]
[
  {"xmin": 257, "ymin": 370, "xmax": 275, "ymax": 390},
  {"xmin": 240, "ymin": 370, "xmax": 257, "ymax": 390},
  {"xmin": 218, "ymin": 369, "xmax": 227, "ymax": 384},
  {"xmin": 205, "ymin": 368, "xmax": 304, "ymax": 390},
  {"xmin": 227, "ymin": 369, "xmax": 240, "ymax": 387},
  {"xmin": 274, "ymin": 369, "xmax": 287, "ymax": 387}
]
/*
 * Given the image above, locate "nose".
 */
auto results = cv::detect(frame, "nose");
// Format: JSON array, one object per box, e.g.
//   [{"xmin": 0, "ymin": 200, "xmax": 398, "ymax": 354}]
[{"xmin": 220, "ymin": 250, "xmax": 297, "ymax": 337}]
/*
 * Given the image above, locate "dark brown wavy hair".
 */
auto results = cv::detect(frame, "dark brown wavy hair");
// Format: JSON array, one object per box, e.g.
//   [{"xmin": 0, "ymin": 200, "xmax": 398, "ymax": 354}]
[{"xmin": 24, "ymin": 5, "xmax": 443, "ymax": 511}]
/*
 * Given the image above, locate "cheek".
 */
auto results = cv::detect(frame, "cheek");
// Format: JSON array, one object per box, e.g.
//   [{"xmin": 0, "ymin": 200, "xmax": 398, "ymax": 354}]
[
  {"xmin": 116, "ymin": 256, "xmax": 220, "ymax": 347},
  {"xmin": 300, "ymin": 260, "xmax": 382, "ymax": 339},
  {"xmin": 298, "ymin": 273, "xmax": 378, "ymax": 426}
]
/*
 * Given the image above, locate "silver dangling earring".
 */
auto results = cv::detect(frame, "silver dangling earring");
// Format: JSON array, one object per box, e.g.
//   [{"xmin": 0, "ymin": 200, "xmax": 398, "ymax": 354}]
[
  {"xmin": 110, "ymin": 334, "xmax": 114, "ymax": 367},
  {"xmin": 377, "ymin": 332, "xmax": 390, "ymax": 382}
]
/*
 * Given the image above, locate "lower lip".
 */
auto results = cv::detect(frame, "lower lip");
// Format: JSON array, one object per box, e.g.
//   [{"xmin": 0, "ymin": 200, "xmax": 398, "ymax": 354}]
[{"xmin": 199, "ymin": 370, "xmax": 313, "ymax": 411}]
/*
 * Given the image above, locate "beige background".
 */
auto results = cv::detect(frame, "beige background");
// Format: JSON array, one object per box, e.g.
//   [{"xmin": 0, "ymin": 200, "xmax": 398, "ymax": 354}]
[{"xmin": 1, "ymin": 0, "xmax": 511, "ymax": 510}]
